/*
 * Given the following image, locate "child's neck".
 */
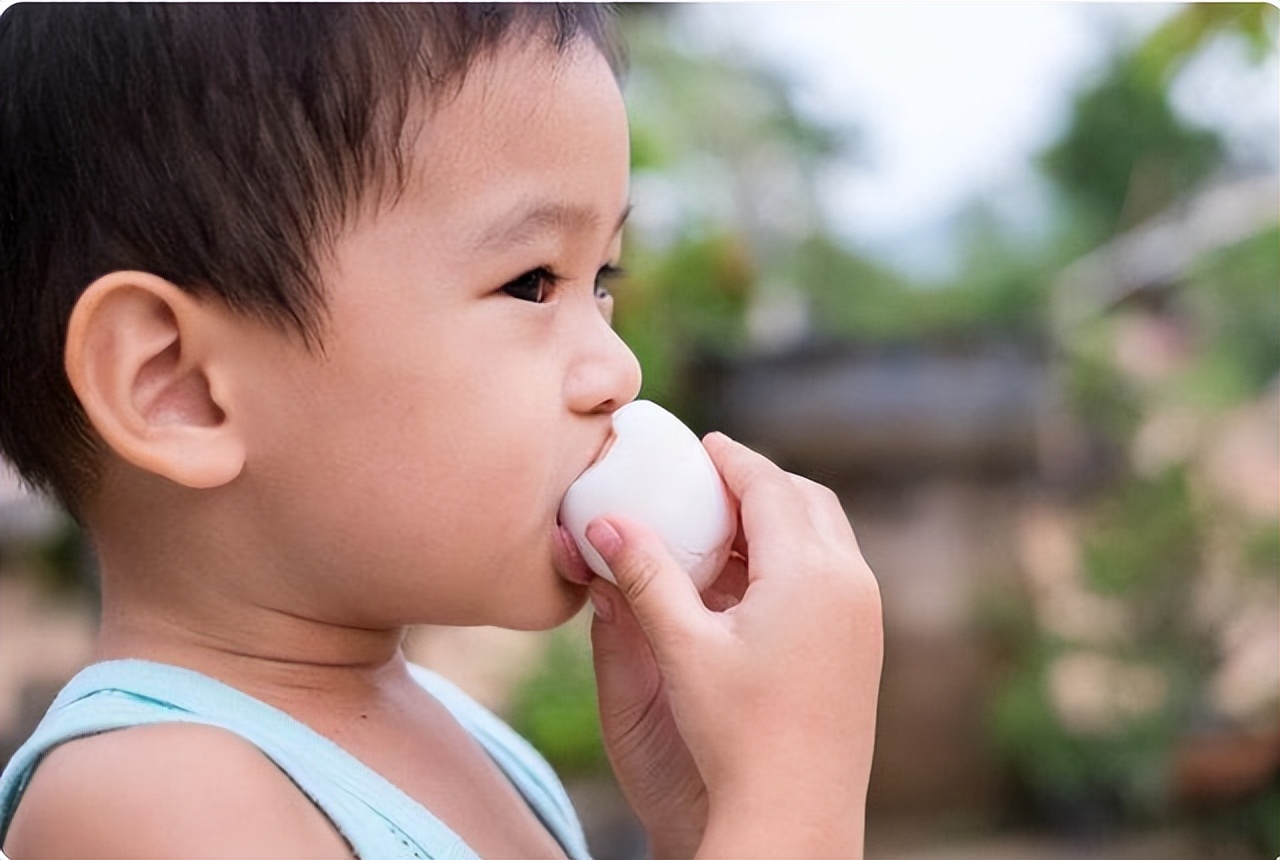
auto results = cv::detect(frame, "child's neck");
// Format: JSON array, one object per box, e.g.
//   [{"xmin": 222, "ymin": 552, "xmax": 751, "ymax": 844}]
[
  {"xmin": 87, "ymin": 497, "xmax": 411, "ymax": 706},
  {"xmin": 92, "ymin": 600, "xmax": 412, "ymax": 707}
]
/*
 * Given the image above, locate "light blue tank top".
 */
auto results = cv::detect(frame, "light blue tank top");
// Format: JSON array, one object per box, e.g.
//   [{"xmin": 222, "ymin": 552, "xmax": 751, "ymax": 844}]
[{"xmin": 0, "ymin": 659, "xmax": 590, "ymax": 859}]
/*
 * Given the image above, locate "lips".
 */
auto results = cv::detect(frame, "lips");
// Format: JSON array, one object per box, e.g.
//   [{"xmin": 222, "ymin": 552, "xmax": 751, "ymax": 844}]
[
  {"xmin": 550, "ymin": 427, "xmax": 616, "ymax": 586},
  {"xmin": 552, "ymin": 519, "xmax": 595, "ymax": 585}
]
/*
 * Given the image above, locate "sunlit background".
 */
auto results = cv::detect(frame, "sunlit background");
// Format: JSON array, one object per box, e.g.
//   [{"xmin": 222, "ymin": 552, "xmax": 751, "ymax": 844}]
[{"xmin": 2, "ymin": 4, "xmax": 1277, "ymax": 858}]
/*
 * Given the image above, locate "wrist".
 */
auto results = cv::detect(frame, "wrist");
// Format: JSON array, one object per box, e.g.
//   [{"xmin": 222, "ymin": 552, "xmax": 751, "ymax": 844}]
[
  {"xmin": 696, "ymin": 784, "xmax": 867, "ymax": 860},
  {"xmin": 698, "ymin": 812, "xmax": 865, "ymax": 860}
]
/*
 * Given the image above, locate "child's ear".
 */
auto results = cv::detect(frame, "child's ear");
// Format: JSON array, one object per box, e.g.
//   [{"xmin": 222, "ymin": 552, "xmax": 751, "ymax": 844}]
[{"xmin": 64, "ymin": 271, "xmax": 245, "ymax": 489}]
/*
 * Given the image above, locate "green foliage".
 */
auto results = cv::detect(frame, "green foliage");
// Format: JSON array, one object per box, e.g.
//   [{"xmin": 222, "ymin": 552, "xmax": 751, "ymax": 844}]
[
  {"xmin": 933, "ymin": 201, "xmax": 1068, "ymax": 334},
  {"xmin": 612, "ymin": 6, "xmax": 861, "ymax": 408},
  {"xmin": 988, "ymin": 640, "xmax": 1183, "ymax": 817},
  {"xmin": 992, "ymin": 22, "xmax": 1276, "ymax": 834},
  {"xmin": 1175, "ymin": 226, "xmax": 1280, "ymax": 410},
  {"xmin": 1138, "ymin": 3, "xmax": 1279, "ymax": 84},
  {"xmin": 1064, "ymin": 324, "xmax": 1146, "ymax": 441},
  {"xmin": 619, "ymin": 8, "xmax": 850, "ymax": 174},
  {"xmin": 1244, "ymin": 523, "xmax": 1280, "ymax": 577},
  {"xmin": 1194, "ymin": 783, "xmax": 1280, "ymax": 858},
  {"xmin": 613, "ymin": 6, "xmax": 1082, "ymax": 417},
  {"xmin": 1060, "ymin": 226, "xmax": 1279, "ymax": 457},
  {"xmin": 1040, "ymin": 54, "xmax": 1223, "ymax": 241},
  {"xmin": 1081, "ymin": 468, "xmax": 1199, "ymax": 601},
  {"xmin": 613, "ymin": 227, "xmax": 754, "ymax": 409},
  {"xmin": 569, "ymin": 10, "xmax": 1279, "ymax": 840},
  {"xmin": 505, "ymin": 626, "xmax": 608, "ymax": 776},
  {"xmin": 787, "ymin": 226, "xmax": 1055, "ymax": 343},
  {"xmin": 786, "ymin": 234, "xmax": 919, "ymax": 339},
  {"xmin": 988, "ymin": 474, "xmax": 1211, "ymax": 821}
]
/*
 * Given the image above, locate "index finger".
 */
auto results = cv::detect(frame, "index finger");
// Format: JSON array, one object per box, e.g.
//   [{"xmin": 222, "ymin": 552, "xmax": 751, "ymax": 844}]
[{"xmin": 702, "ymin": 432, "xmax": 815, "ymax": 552}]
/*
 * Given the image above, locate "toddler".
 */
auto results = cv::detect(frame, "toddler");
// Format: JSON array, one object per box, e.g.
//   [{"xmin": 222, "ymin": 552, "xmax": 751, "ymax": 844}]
[{"xmin": 0, "ymin": 5, "xmax": 883, "ymax": 857}]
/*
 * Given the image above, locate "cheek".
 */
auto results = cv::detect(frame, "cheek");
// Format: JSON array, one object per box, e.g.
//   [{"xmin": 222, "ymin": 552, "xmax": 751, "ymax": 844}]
[
  {"xmin": 248, "ymin": 310, "xmax": 563, "ymax": 559},
  {"xmin": 346, "ymin": 367, "xmax": 557, "ymax": 548}
]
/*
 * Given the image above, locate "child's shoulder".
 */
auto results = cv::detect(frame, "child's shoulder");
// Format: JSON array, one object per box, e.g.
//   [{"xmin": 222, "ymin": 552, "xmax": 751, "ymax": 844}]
[{"xmin": 4, "ymin": 722, "xmax": 349, "ymax": 858}]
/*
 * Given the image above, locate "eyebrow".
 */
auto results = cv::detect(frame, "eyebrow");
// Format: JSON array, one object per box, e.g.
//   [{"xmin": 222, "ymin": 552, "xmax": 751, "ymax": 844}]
[{"xmin": 473, "ymin": 201, "xmax": 632, "ymax": 251}]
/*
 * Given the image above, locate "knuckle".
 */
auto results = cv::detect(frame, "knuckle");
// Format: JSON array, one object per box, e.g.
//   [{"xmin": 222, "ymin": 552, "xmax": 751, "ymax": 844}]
[
  {"xmin": 799, "ymin": 542, "xmax": 876, "ymax": 595},
  {"xmin": 813, "ymin": 482, "xmax": 842, "ymax": 510},
  {"xmin": 756, "ymin": 469, "xmax": 800, "ymax": 502},
  {"xmin": 616, "ymin": 551, "xmax": 663, "ymax": 605},
  {"xmin": 838, "ymin": 559, "xmax": 882, "ymax": 611},
  {"xmin": 719, "ymin": 441, "xmax": 783, "ymax": 490},
  {"xmin": 725, "ymin": 459, "xmax": 769, "ymax": 494},
  {"xmin": 792, "ymin": 473, "xmax": 841, "ymax": 508}
]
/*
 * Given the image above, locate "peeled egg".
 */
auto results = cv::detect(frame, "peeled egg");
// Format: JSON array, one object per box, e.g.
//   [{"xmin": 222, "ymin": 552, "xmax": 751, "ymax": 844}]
[{"xmin": 559, "ymin": 400, "xmax": 735, "ymax": 592}]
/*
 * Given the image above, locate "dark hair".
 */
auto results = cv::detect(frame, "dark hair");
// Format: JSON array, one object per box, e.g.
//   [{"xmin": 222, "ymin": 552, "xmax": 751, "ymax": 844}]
[{"xmin": 0, "ymin": 3, "xmax": 622, "ymax": 513}]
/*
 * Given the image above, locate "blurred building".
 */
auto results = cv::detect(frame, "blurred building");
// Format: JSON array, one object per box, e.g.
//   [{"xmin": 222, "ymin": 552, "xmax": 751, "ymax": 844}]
[
  {"xmin": 696, "ymin": 335, "xmax": 1059, "ymax": 820},
  {"xmin": 1051, "ymin": 174, "xmax": 1280, "ymax": 820},
  {"xmin": 692, "ymin": 173, "xmax": 1280, "ymax": 834}
]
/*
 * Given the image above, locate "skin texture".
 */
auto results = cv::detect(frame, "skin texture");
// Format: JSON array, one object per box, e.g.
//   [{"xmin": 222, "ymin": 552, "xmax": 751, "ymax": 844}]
[
  {"xmin": 588, "ymin": 434, "xmax": 882, "ymax": 859},
  {"xmin": 8, "ymin": 38, "xmax": 635, "ymax": 860},
  {"xmin": 6, "ymin": 34, "xmax": 883, "ymax": 860}
]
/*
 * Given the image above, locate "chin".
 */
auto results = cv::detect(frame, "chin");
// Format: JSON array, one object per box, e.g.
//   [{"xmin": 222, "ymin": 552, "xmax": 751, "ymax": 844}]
[{"xmin": 501, "ymin": 580, "xmax": 591, "ymax": 632}]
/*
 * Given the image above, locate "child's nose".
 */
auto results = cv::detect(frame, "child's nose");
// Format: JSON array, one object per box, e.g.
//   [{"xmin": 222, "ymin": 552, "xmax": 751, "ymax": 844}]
[{"xmin": 564, "ymin": 311, "xmax": 642, "ymax": 415}]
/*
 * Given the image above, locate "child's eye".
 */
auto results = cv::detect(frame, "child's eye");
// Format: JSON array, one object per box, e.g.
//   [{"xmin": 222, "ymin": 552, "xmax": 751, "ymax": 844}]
[
  {"xmin": 595, "ymin": 264, "xmax": 624, "ymax": 301},
  {"xmin": 501, "ymin": 267, "xmax": 560, "ymax": 303}
]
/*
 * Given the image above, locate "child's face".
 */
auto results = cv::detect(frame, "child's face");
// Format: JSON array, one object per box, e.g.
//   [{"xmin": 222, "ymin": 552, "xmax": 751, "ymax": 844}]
[{"xmin": 229, "ymin": 39, "xmax": 639, "ymax": 630}]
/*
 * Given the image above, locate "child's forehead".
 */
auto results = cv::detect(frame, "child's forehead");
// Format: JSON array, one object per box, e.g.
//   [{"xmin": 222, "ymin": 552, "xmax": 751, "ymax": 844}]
[
  {"xmin": 319, "ymin": 36, "xmax": 615, "ymax": 241},
  {"xmin": 420, "ymin": 37, "xmax": 616, "ymax": 136},
  {"xmin": 394, "ymin": 40, "xmax": 627, "ymax": 207},
  {"xmin": 335, "ymin": 38, "xmax": 629, "ymax": 258}
]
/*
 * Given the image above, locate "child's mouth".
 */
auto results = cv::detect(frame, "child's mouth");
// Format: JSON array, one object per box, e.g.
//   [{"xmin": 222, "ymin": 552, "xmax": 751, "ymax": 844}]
[
  {"xmin": 550, "ymin": 427, "xmax": 619, "ymax": 583},
  {"xmin": 551, "ymin": 428, "xmax": 619, "ymax": 587},
  {"xmin": 552, "ymin": 518, "xmax": 595, "ymax": 585}
]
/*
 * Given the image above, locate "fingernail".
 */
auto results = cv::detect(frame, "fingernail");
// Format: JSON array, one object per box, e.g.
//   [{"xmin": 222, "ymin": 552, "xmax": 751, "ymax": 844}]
[
  {"xmin": 585, "ymin": 519, "xmax": 622, "ymax": 561},
  {"xmin": 589, "ymin": 585, "xmax": 615, "ymax": 623}
]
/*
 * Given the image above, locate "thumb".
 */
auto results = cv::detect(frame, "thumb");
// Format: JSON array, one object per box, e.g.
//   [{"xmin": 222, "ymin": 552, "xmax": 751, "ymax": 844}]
[
  {"xmin": 586, "ymin": 516, "xmax": 711, "ymax": 648},
  {"xmin": 589, "ymin": 578, "xmax": 662, "ymax": 725}
]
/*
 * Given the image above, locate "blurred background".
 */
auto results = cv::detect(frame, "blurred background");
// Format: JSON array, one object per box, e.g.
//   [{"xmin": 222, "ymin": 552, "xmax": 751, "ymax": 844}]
[{"xmin": 2, "ymin": 3, "xmax": 1276, "ymax": 858}]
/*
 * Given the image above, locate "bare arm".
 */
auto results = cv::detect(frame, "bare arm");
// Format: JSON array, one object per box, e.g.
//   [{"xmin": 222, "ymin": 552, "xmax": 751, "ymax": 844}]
[{"xmin": 4, "ymin": 722, "xmax": 350, "ymax": 859}]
